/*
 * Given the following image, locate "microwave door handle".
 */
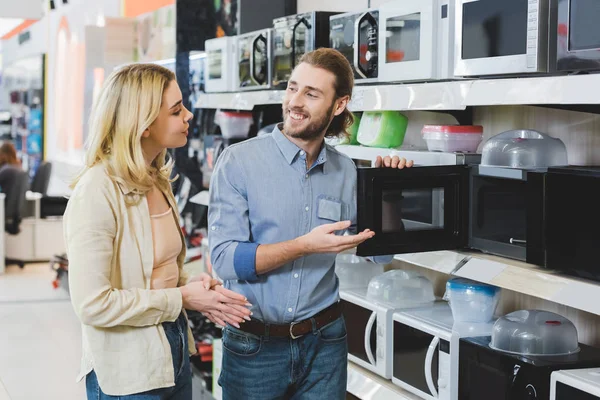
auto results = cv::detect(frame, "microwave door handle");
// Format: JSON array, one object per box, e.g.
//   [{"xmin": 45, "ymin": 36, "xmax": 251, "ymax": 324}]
[
  {"xmin": 251, "ymin": 34, "xmax": 267, "ymax": 85},
  {"xmin": 364, "ymin": 311, "xmax": 377, "ymax": 366},
  {"xmin": 354, "ymin": 12, "xmax": 377, "ymax": 79},
  {"xmin": 425, "ymin": 336, "xmax": 439, "ymax": 398},
  {"xmin": 291, "ymin": 17, "xmax": 311, "ymax": 69}
]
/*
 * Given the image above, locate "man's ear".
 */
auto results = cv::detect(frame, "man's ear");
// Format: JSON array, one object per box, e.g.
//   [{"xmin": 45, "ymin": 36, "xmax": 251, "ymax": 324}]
[{"xmin": 334, "ymin": 95, "xmax": 350, "ymax": 117}]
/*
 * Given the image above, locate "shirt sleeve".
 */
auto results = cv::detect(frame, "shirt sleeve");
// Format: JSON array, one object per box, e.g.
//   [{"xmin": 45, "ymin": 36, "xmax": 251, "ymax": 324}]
[{"xmin": 208, "ymin": 148, "xmax": 260, "ymax": 282}]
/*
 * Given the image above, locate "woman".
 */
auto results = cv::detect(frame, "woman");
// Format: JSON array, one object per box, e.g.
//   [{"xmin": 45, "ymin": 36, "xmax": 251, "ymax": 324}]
[{"xmin": 64, "ymin": 63, "xmax": 251, "ymax": 399}]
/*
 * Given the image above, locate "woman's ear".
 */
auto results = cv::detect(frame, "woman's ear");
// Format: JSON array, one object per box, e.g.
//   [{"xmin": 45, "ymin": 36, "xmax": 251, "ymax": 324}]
[{"xmin": 142, "ymin": 128, "xmax": 150, "ymax": 138}]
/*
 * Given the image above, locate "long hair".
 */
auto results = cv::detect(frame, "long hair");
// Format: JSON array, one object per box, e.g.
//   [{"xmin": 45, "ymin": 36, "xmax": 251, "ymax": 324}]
[
  {"xmin": 71, "ymin": 63, "xmax": 176, "ymax": 204},
  {"xmin": 298, "ymin": 49, "xmax": 355, "ymax": 138},
  {"xmin": 0, "ymin": 142, "xmax": 19, "ymax": 167}
]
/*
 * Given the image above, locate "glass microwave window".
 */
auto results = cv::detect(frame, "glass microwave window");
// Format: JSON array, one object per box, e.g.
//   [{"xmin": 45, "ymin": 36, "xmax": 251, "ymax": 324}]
[
  {"xmin": 462, "ymin": 0, "xmax": 528, "ymax": 59},
  {"xmin": 381, "ymin": 187, "xmax": 442, "ymax": 233},
  {"xmin": 471, "ymin": 177, "xmax": 526, "ymax": 245},
  {"xmin": 253, "ymin": 38, "xmax": 268, "ymax": 84},
  {"xmin": 386, "ymin": 13, "xmax": 421, "ymax": 63},
  {"xmin": 208, "ymin": 50, "xmax": 223, "ymax": 80},
  {"xmin": 569, "ymin": 0, "xmax": 600, "ymax": 51}
]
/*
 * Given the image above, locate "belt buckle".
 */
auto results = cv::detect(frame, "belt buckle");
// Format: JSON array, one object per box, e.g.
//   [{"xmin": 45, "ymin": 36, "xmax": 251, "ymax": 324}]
[{"xmin": 289, "ymin": 321, "xmax": 303, "ymax": 339}]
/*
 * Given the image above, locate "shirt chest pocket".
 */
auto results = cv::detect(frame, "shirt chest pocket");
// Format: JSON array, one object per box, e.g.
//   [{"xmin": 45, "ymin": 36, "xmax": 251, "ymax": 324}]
[{"xmin": 316, "ymin": 195, "xmax": 346, "ymax": 234}]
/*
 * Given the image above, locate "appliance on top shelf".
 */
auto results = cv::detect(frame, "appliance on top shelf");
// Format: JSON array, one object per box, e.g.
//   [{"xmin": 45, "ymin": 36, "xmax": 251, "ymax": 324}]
[
  {"xmin": 392, "ymin": 303, "xmax": 495, "ymax": 400},
  {"xmin": 271, "ymin": 11, "xmax": 338, "ymax": 88},
  {"xmin": 556, "ymin": 0, "xmax": 600, "ymax": 72},
  {"xmin": 454, "ymin": 0, "xmax": 558, "ymax": 77},
  {"xmin": 459, "ymin": 310, "xmax": 600, "ymax": 400},
  {"xmin": 329, "ymin": 9, "xmax": 380, "ymax": 83},
  {"xmin": 204, "ymin": 36, "xmax": 239, "ymax": 93},
  {"xmin": 353, "ymin": 130, "xmax": 570, "ymax": 268},
  {"xmin": 378, "ymin": 0, "xmax": 458, "ymax": 83},
  {"xmin": 551, "ymin": 368, "xmax": 600, "ymax": 399},
  {"xmin": 237, "ymin": 28, "xmax": 273, "ymax": 91}
]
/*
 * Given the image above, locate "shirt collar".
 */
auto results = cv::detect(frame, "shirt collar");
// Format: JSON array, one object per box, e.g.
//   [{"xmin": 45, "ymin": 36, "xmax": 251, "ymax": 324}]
[{"xmin": 272, "ymin": 123, "xmax": 329, "ymax": 174}]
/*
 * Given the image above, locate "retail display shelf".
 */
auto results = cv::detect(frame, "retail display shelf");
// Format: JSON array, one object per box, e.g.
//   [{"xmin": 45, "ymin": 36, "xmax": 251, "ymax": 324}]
[
  {"xmin": 195, "ymin": 74, "xmax": 600, "ymax": 111},
  {"xmin": 394, "ymin": 250, "xmax": 600, "ymax": 317},
  {"xmin": 347, "ymin": 361, "xmax": 420, "ymax": 400}
]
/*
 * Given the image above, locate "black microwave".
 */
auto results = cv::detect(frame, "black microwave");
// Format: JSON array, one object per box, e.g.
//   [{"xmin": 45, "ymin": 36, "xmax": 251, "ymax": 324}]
[
  {"xmin": 557, "ymin": 0, "xmax": 600, "ymax": 72},
  {"xmin": 459, "ymin": 336, "xmax": 600, "ymax": 400},
  {"xmin": 355, "ymin": 165, "xmax": 547, "ymax": 266}
]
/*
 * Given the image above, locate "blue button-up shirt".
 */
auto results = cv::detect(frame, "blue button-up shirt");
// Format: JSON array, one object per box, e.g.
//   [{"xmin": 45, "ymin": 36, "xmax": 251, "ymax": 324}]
[{"xmin": 208, "ymin": 125, "xmax": 388, "ymax": 323}]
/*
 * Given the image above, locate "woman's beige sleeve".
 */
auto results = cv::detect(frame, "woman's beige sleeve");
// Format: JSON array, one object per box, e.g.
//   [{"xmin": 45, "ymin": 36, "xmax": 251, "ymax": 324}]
[{"xmin": 65, "ymin": 181, "xmax": 182, "ymax": 328}]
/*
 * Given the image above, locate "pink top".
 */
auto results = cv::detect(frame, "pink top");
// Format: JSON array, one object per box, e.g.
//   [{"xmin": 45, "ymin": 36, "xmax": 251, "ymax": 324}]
[{"xmin": 149, "ymin": 206, "xmax": 182, "ymax": 289}]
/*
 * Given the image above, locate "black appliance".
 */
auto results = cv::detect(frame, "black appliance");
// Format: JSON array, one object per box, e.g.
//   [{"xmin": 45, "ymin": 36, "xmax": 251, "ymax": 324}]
[{"xmin": 459, "ymin": 336, "xmax": 600, "ymax": 400}]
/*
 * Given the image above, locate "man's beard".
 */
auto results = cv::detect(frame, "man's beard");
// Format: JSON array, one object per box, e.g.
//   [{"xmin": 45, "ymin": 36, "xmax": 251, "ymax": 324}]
[{"xmin": 283, "ymin": 102, "xmax": 335, "ymax": 141}]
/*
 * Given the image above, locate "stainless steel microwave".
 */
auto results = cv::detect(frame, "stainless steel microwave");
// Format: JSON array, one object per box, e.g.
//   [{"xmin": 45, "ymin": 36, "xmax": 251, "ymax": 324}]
[
  {"xmin": 329, "ymin": 9, "xmax": 380, "ymax": 83},
  {"xmin": 272, "ymin": 11, "xmax": 337, "ymax": 88},
  {"xmin": 454, "ymin": 0, "xmax": 558, "ymax": 77}
]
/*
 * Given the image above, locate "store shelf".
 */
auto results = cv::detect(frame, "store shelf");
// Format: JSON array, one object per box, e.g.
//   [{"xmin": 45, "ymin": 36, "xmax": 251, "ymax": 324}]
[
  {"xmin": 195, "ymin": 74, "xmax": 600, "ymax": 111},
  {"xmin": 393, "ymin": 250, "xmax": 600, "ymax": 317},
  {"xmin": 333, "ymin": 145, "xmax": 478, "ymax": 166},
  {"xmin": 194, "ymin": 90, "xmax": 285, "ymax": 110},
  {"xmin": 347, "ymin": 362, "xmax": 421, "ymax": 400}
]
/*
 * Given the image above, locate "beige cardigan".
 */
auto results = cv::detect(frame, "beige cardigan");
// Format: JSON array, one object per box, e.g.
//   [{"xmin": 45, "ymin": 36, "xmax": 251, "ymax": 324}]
[{"xmin": 64, "ymin": 164, "xmax": 196, "ymax": 396}]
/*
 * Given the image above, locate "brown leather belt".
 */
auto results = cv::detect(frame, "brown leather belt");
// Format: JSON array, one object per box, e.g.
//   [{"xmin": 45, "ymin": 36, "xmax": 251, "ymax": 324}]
[{"xmin": 236, "ymin": 301, "xmax": 343, "ymax": 339}]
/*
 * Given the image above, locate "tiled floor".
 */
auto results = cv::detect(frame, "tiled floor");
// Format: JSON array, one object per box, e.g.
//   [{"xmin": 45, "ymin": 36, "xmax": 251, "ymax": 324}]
[{"xmin": 0, "ymin": 263, "xmax": 85, "ymax": 400}]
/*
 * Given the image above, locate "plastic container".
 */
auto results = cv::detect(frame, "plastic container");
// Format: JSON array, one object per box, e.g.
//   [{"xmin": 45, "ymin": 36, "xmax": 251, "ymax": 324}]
[
  {"xmin": 444, "ymin": 278, "xmax": 501, "ymax": 323},
  {"xmin": 490, "ymin": 310, "xmax": 580, "ymax": 356},
  {"xmin": 214, "ymin": 110, "xmax": 253, "ymax": 139},
  {"xmin": 481, "ymin": 129, "xmax": 568, "ymax": 168},
  {"xmin": 366, "ymin": 270, "xmax": 436, "ymax": 308},
  {"xmin": 348, "ymin": 112, "xmax": 362, "ymax": 145},
  {"xmin": 357, "ymin": 111, "xmax": 408, "ymax": 148},
  {"xmin": 334, "ymin": 253, "xmax": 385, "ymax": 291},
  {"xmin": 421, "ymin": 125, "xmax": 483, "ymax": 153}
]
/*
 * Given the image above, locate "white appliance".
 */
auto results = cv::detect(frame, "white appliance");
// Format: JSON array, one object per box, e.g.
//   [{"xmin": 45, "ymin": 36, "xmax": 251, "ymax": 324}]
[
  {"xmin": 237, "ymin": 28, "xmax": 273, "ymax": 91},
  {"xmin": 392, "ymin": 304, "xmax": 494, "ymax": 400},
  {"xmin": 551, "ymin": 368, "xmax": 600, "ymax": 399},
  {"xmin": 340, "ymin": 288, "xmax": 441, "ymax": 379},
  {"xmin": 454, "ymin": 0, "xmax": 557, "ymax": 77},
  {"xmin": 378, "ymin": 0, "xmax": 456, "ymax": 83},
  {"xmin": 204, "ymin": 36, "xmax": 239, "ymax": 93}
]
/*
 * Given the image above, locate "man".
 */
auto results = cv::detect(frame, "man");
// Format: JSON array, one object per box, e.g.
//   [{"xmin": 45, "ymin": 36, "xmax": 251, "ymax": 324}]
[{"xmin": 208, "ymin": 48, "xmax": 413, "ymax": 399}]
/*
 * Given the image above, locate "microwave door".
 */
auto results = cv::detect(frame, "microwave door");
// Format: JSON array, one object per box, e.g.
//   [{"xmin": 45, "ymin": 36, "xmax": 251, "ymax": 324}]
[
  {"xmin": 292, "ymin": 17, "xmax": 312, "ymax": 69},
  {"xmin": 356, "ymin": 165, "xmax": 469, "ymax": 257},
  {"xmin": 355, "ymin": 11, "xmax": 379, "ymax": 79},
  {"xmin": 272, "ymin": 25, "xmax": 293, "ymax": 87},
  {"xmin": 341, "ymin": 299, "xmax": 377, "ymax": 367},
  {"xmin": 379, "ymin": 1, "xmax": 434, "ymax": 82},
  {"xmin": 393, "ymin": 321, "xmax": 440, "ymax": 398},
  {"xmin": 250, "ymin": 33, "xmax": 268, "ymax": 86}
]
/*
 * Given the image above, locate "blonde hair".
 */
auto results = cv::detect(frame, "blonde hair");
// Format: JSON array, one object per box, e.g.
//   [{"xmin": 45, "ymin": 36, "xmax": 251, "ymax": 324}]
[{"xmin": 72, "ymin": 63, "xmax": 176, "ymax": 204}]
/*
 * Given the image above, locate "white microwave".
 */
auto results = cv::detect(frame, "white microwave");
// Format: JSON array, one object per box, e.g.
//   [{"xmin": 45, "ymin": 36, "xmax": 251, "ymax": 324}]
[
  {"xmin": 551, "ymin": 368, "xmax": 600, "ymax": 399},
  {"xmin": 204, "ymin": 36, "xmax": 239, "ymax": 93},
  {"xmin": 392, "ymin": 304, "xmax": 494, "ymax": 400},
  {"xmin": 340, "ymin": 288, "xmax": 447, "ymax": 379},
  {"xmin": 378, "ymin": 0, "xmax": 456, "ymax": 83},
  {"xmin": 237, "ymin": 28, "xmax": 273, "ymax": 91},
  {"xmin": 454, "ymin": 0, "xmax": 557, "ymax": 77}
]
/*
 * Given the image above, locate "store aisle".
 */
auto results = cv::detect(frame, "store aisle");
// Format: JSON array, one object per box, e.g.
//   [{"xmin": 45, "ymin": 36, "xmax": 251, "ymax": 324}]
[{"xmin": 0, "ymin": 264, "xmax": 85, "ymax": 400}]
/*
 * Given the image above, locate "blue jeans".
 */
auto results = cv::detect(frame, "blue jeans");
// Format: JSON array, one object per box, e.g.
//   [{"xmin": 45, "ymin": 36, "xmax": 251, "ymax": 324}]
[
  {"xmin": 219, "ymin": 315, "xmax": 348, "ymax": 400},
  {"xmin": 86, "ymin": 313, "xmax": 192, "ymax": 399}
]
